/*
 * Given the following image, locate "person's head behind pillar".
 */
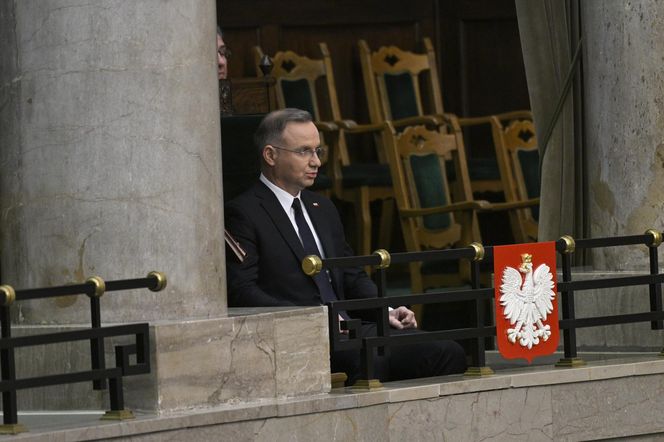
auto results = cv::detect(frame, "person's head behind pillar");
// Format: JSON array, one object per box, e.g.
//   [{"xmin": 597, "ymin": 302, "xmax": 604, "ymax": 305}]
[
  {"xmin": 217, "ymin": 26, "xmax": 229, "ymax": 80},
  {"xmin": 255, "ymin": 109, "xmax": 323, "ymax": 197}
]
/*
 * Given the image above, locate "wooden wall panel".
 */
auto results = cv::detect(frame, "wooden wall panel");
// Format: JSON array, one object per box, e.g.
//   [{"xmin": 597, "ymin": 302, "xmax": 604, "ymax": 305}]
[
  {"xmin": 218, "ymin": 0, "xmax": 529, "ymax": 158},
  {"xmin": 438, "ymin": 0, "xmax": 530, "ymax": 157},
  {"xmin": 219, "ymin": 0, "xmax": 433, "ymax": 121}
]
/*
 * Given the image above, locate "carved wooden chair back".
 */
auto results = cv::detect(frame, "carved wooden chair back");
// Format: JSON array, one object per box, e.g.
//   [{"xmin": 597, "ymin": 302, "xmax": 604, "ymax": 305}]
[
  {"xmin": 490, "ymin": 111, "xmax": 539, "ymax": 242},
  {"xmin": 359, "ymin": 38, "xmax": 444, "ymax": 125},
  {"xmin": 383, "ymin": 118, "xmax": 482, "ymax": 293}
]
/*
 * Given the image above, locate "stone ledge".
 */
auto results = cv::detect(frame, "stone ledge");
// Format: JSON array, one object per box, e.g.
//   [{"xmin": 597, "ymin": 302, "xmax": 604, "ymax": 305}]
[
  {"xmin": 8, "ymin": 353, "xmax": 664, "ymax": 441},
  {"xmin": 2, "ymin": 306, "xmax": 331, "ymax": 414}
]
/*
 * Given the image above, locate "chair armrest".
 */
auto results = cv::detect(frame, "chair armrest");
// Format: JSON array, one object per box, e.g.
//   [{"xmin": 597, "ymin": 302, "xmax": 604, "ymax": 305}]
[
  {"xmin": 391, "ymin": 115, "xmax": 442, "ymax": 128},
  {"xmin": 336, "ymin": 119, "xmax": 384, "ymax": 134},
  {"xmin": 458, "ymin": 115, "xmax": 493, "ymax": 127},
  {"xmin": 458, "ymin": 110, "xmax": 532, "ymax": 128},
  {"xmin": 491, "ymin": 110, "xmax": 533, "ymax": 122},
  {"xmin": 399, "ymin": 200, "xmax": 491, "ymax": 217},
  {"xmin": 477, "ymin": 198, "xmax": 540, "ymax": 212},
  {"xmin": 314, "ymin": 121, "xmax": 338, "ymax": 132}
]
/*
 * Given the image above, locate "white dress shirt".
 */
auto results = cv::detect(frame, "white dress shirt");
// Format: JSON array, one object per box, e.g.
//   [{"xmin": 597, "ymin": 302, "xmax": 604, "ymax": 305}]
[{"xmin": 260, "ymin": 174, "xmax": 326, "ymax": 258}]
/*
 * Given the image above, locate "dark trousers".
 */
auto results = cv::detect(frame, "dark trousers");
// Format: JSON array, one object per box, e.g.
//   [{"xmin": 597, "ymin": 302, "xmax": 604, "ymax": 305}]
[{"xmin": 330, "ymin": 323, "xmax": 467, "ymax": 385}]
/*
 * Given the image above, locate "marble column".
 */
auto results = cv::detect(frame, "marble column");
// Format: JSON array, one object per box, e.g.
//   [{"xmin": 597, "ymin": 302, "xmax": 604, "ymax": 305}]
[
  {"xmin": 0, "ymin": 0, "xmax": 226, "ymax": 322},
  {"xmin": 583, "ymin": 0, "xmax": 664, "ymax": 270}
]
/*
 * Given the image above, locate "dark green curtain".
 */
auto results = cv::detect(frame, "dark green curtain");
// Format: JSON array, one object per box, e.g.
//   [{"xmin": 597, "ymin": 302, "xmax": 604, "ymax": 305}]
[{"xmin": 515, "ymin": 0, "xmax": 586, "ymax": 243}]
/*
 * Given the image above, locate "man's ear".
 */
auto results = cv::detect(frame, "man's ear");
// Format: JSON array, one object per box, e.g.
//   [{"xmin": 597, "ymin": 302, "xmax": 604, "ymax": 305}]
[{"xmin": 262, "ymin": 146, "xmax": 276, "ymax": 166}]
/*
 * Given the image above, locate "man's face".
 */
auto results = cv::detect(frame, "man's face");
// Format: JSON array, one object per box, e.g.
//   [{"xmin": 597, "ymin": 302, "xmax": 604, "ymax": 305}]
[
  {"xmin": 217, "ymin": 34, "xmax": 228, "ymax": 80},
  {"xmin": 266, "ymin": 121, "xmax": 321, "ymax": 196}
]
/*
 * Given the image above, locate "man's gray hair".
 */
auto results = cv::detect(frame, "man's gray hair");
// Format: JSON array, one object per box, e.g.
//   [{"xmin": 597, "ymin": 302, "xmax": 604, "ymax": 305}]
[
  {"xmin": 217, "ymin": 26, "xmax": 223, "ymax": 39},
  {"xmin": 254, "ymin": 108, "xmax": 313, "ymax": 154}
]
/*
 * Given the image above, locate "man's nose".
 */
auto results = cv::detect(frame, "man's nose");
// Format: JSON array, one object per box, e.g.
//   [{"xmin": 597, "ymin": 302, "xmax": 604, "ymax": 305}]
[{"xmin": 310, "ymin": 152, "xmax": 322, "ymax": 166}]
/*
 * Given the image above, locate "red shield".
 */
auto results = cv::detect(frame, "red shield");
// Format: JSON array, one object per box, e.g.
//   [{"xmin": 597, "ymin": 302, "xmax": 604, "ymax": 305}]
[{"xmin": 493, "ymin": 242, "xmax": 559, "ymax": 363}]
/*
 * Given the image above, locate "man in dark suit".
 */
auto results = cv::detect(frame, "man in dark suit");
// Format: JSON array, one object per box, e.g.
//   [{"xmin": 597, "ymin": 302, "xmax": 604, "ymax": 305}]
[{"xmin": 225, "ymin": 108, "xmax": 466, "ymax": 384}]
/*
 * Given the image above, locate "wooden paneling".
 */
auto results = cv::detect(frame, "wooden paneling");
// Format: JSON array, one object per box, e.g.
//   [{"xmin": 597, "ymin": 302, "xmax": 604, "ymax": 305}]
[
  {"xmin": 219, "ymin": 0, "xmax": 434, "ymax": 124},
  {"xmin": 438, "ymin": 0, "xmax": 530, "ymax": 157},
  {"xmin": 230, "ymin": 77, "xmax": 277, "ymax": 114},
  {"xmin": 218, "ymin": 0, "xmax": 529, "ymax": 157}
]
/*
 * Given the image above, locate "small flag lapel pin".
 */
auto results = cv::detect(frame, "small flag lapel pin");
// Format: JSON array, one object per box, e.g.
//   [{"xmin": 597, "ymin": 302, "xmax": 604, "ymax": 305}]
[{"xmin": 312, "ymin": 202, "xmax": 319, "ymax": 207}]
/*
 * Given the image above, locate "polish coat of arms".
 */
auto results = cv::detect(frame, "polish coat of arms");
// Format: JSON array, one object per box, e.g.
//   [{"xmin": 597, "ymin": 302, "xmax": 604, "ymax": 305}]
[{"xmin": 499, "ymin": 253, "xmax": 556, "ymax": 349}]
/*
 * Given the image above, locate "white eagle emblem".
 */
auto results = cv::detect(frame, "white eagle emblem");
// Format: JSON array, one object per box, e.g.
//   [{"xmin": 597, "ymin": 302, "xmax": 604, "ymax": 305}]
[{"xmin": 499, "ymin": 253, "xmax": 556, "ymax": 349}]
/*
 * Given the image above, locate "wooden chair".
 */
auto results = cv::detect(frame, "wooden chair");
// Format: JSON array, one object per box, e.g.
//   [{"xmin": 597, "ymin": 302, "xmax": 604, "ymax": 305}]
[
  {"xmin": 358, "ymin": 38, "xmax": 445, "ymax": 133},
  {"xmin": 382, "ymin": 117, "xmax": 484, "ymax": 295},
  {"xmin": 490, "ymin": 111, "xmax": 540, "ymax": 242},
  {"xmin": 358, "ymin": 38, "xmax": 529, "ymax": 195},
  {"xmin": 253, "ymin": 44, "xmax": 393, "ymax": 256},
  {"xmin": 382, "ymin": 117, "xmax": 540, "ymax": 294}
]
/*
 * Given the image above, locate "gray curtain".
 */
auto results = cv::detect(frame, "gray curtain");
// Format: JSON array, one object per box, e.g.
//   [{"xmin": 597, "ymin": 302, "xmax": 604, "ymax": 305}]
[{"xmin": 515, "ymin": 0, "xmax": 585, "ymax": 242}]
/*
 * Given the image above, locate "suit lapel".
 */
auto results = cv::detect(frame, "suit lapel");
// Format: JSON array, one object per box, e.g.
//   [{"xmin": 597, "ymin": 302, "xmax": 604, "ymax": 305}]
[{"xmin": 254, "ymin": 182, "xmax": 306, "ymax": 261}]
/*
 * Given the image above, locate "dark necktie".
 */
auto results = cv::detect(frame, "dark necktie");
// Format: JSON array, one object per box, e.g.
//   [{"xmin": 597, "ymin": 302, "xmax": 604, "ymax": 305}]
[{"xmin": 292, "ymin": 198, "xmax": 341, "ymax": 308}]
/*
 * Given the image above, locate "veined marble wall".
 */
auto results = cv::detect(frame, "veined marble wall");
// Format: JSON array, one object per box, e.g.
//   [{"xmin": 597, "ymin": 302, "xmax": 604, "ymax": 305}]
[
  {"xmin": 0, "ymin": 0, "xmax": 226, "ymax": 323},
  {"xmin": 583, "ymin": 0, "xmax": 664, "ymax": 270},
  {"xmin": 3, "ymin": 307, "xmax": 331, "ymax": 414}
]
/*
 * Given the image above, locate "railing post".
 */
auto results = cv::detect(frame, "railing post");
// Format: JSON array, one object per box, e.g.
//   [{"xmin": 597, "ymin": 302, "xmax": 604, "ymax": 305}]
[
  {"xmin": 556, "ymin": 236, "xmax": 586, "ymax": 367},
  {"xmin": 87, "ymin": 277, "xmax": 107, "ymax": 390},
  {"xmin": 465, "ymin": 243, "xmax": 493, "ymax": 377},
  {"xmin": 0, "ymin": 306, "xmax": 17, "ymax": 426},
  {"xmin": 646, "ymin": 229, "xmax": 663, "ymax": 330},
  {"xmin": 100, "ymin": 346, "xmax": 134, "ymax": 421},
  {"xmin": 352, "ymin": 250, "xmax": 391, "ymax": 390},
  {"xmin": 352, "ymin": 341, "xmax": 382, "ymax": 390},
  {"xmin": 0, "ymin": 285, "xmax": 26, "ymax": 434},
  {"xmin": 136, "ymin": 330, "xmax": 149, "ymax": 367},
  {"xmin": 375, "ymin": 267, "xmax": 389, "ymax": 358}
]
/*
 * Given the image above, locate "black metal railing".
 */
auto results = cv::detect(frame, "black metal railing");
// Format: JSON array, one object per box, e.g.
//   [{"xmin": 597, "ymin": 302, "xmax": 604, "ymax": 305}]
[
  {"xmin": 303, "ymin": 230, "xmax": 664, "ymax": 383},
  {"xmin": 555, "ymin": 231, "xmax": 664, "ymax": 365},
  {"xmin": 0, "ymin": 271, "xmax": 167, "ymax": 433}
]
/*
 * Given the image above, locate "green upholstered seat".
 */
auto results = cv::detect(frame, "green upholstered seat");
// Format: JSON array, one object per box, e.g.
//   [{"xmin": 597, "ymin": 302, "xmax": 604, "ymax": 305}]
[
  {"xmin": 410, "ymin": 154, "xmax": 452, "ymax": 230},
  {"xmin": 281, "ymin": 79, "xmax": 316, "ymax": 117},
  {"xmin": 384, "ymin": 72, "xmax": 420, "ymax": 120},
  {"xmin": 489, "ymin": 113, "xmax": 539, "ymax": 243}
]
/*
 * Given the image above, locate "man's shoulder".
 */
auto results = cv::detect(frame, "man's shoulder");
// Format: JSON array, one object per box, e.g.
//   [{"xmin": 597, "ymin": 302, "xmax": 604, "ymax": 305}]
[{"xmin": 226, "ymin": 181, "xmax": 266, "ymax": 208}]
